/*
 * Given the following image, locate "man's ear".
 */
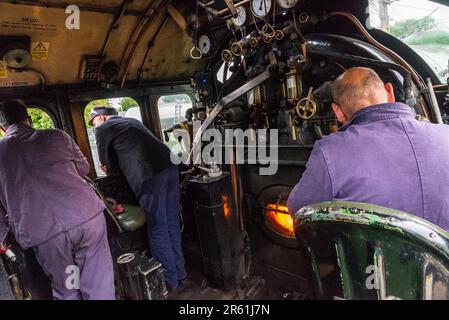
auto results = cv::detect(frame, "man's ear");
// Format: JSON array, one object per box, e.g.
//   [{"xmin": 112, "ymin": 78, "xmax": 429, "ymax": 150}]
[
  {"xmin": 26, "ymin": 116, "xmax": 32, "ymax": 127},
  {"xmin": 332, "ymin": 103, "xmax": 347, "ymax": 124},
  {"xmin": 385, "ymin": 82, "xmax": 396, "ymax": 103}
]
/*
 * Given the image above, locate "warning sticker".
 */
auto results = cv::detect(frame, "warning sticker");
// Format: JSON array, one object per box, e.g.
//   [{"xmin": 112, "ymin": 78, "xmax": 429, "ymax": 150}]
[
  {"xmin": 31, "ymin": 42, "xmax": 50, "ymax": 61},
  {"xmin": 0, "ymin": 62, "xmax": 7, "ymax": 79}
]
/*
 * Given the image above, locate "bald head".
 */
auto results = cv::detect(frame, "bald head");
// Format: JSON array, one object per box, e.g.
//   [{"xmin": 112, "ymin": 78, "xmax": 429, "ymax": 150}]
[{"xmin": 331, "ymin": 67, "xmax": 395, "ymax": 124}]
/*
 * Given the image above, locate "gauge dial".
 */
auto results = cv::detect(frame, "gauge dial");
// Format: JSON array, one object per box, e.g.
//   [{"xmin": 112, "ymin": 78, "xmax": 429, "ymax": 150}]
[
  {"xmin": 198, "ymin": 34, "xmax": 214, "ymax": 57},
  {"xmin": 276, "ymin": 0, "xmax": 298, "ymax": 9},
  {"xmin": 231, "ymin": 6, "xmax": 247, "ymax": 27},
  {"xmin": 250, "ymin": 0, "xmax": 272, "ymax": 18}
]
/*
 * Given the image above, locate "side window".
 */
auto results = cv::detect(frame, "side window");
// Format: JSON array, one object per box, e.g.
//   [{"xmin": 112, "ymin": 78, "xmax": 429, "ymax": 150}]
[
  {"xmin": 157, "ymin": 94, "xmax": 192, "ymax": 154},
  {"xmin": 368, "ymin": 0, "xmax": 449, "ymax": 82},
  {"xmin": 83, "ymin": 97, "xmax": 140, "ymax": 177},
  {"xmin": 28, "ymin": 108, "xmax": 55, "ymax": 130},
  {"xmin": 0, "ymin": 107, "xmax": 54, "ymax": 139}
]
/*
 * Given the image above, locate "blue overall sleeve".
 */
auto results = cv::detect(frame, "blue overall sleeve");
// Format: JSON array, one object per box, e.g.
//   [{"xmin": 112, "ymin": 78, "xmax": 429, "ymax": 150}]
[{"xmin": 287, "ymin": 141, "xmax": 333, "ymax": 215}]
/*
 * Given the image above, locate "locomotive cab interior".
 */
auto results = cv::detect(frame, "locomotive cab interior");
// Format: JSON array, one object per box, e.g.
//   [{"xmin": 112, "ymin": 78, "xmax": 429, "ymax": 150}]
[{"xmin": 1, "ymin": 0, "xmax": 449, "ymax": 300}]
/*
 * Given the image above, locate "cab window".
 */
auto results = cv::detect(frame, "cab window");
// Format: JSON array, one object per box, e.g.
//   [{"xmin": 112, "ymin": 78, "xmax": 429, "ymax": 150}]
[
  {"xmin": 0, "ymin": 107, "xmax": 54, "ymax": 139},
  {"xmin": 157, "ymin": 94, "xmax": 192, "ymax": 154},
  {"xmin": 368, "ymin": 0, "xmax": 449, "ymax": 82},
  {"xmin": 83, "ymin": 97, "xmax": 140, "ymax": 177}
]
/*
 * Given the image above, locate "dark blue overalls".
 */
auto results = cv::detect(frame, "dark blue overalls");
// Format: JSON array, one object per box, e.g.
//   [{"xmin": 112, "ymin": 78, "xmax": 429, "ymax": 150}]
[{"xmin": 95, "ymin": 116, "xmax": 186, "ymax": 290}]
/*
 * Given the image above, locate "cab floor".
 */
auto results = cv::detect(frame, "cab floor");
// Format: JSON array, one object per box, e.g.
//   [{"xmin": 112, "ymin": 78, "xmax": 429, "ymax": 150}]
[{"xmin": 167, "ymin": 271, "xmax": 238, "ymax": 300}]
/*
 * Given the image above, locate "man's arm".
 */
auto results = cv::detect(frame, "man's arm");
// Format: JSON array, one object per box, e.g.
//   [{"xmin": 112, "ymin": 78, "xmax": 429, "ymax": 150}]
[
  {"xmin": 95, "ymin": 127, "xmax": 118, "ymax": 174},
  {"xmin": 0, "ymin": 201, "xmax": 9, "ymax": 244},
  {"xmin": 61, "ymin": 131, "xmax": 90, "ymax": 177},
  {"xmin": 287, "ymin": 142, "xmax": 334, "ymax": 215}
]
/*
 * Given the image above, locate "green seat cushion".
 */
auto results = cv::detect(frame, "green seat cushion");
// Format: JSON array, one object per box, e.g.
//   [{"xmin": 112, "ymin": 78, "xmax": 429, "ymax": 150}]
[{"xmin": 115, "ymin": 204, "xmax": 146, "ymax": 232}]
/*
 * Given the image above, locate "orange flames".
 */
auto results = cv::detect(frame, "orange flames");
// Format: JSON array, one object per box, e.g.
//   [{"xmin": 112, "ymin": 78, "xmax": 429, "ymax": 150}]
[
  {"xmin": 222, "ymin": 194, "xmax": 232, "ymax": 218},
  {"xmin": 265, "ymin": 203, "xmax": 295, "ymax": 237}
]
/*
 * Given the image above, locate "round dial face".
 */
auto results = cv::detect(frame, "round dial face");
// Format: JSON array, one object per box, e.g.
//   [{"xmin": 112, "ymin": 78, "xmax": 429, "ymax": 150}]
[
  {"xmin": 276, "ymin": 0, "xmax": 298, "ymax": 9},
  {"xmin": 251, "ymin": 0, "xmax": 272, "ymax": 18},
  {"xmin": 198, "ymin": 34, "xmax": 212, "ymax": 56},
  {"xmin": 231, "ymin": 6, "xmax": 247, "ymax": 27}
]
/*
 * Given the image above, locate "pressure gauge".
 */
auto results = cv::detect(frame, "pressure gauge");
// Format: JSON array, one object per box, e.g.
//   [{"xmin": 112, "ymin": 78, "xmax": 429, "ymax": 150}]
[
  {"xmin": 198, "ymin": 34, "xmax": 215, "ymax": 57},
  {"xmin": 231, "ymin": 6, "xmax": 247, "ymax": 27},
  {"xmin": 250, "ymin": 0, "xmax": 272, "ymax": 18},
  {"xmin": 276, "ymin": 0, "xmax": 298, "ymax": 9}
]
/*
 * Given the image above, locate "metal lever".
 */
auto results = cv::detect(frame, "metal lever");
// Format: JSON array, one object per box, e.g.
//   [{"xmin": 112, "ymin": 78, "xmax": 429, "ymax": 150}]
[{"xmin": 188, "ymin": 51, "xmax": 278, "ymax": 164}]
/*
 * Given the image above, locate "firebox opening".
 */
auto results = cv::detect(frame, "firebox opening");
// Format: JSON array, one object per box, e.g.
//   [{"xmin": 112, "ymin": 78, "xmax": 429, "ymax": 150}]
[{"xmin": 264, "ymin": 203, "xmax": 295, "ymax": 238}]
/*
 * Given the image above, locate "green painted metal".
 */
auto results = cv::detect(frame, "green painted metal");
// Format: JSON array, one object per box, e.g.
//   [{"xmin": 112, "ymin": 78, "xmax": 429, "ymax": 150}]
[
  {"xmin": 294, "ymin": 201, "xmax": 449, "ymax": 300},
  {"xmin": 117, "ymin": 204, "xmax": 146, "ymax": 232}
]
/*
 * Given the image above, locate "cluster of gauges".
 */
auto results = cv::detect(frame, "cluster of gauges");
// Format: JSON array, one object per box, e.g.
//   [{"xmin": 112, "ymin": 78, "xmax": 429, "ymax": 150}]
[
  {"xmin": 233, "ymin": 0, "xmax": 299, "ymax": 26},
  {"xmin": 196, "ymin": 0, "xmax": 300, "ymax": 58}
]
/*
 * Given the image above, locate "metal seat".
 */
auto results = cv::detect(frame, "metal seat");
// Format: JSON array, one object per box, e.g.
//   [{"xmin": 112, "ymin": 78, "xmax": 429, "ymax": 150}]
[
  {"xmin": 85, "ymin": 177, "xmax": 146, "ymax": 232},
  {"xmin": 294, "ymin": 201, "xmax": 449, "ymax": 300}
]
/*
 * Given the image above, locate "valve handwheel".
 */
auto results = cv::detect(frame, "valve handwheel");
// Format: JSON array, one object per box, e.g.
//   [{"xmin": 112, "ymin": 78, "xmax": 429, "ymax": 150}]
[{"xmin": 295, "ymin": 97, "xmax": 317, "ymax": 120}]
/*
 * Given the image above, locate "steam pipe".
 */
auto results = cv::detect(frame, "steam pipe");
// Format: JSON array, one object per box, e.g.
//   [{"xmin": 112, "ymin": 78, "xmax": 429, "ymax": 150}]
[
  {"xmin": 326, "ymin": 11, "xmax": 423, "ymax": 88},
  {"xmin": 326, "ymin": 11, "xmax": 430, "ymax": 119},
  {"xmin": 426, "ymin": 77, "xmax": 444, "ymax": 124}
]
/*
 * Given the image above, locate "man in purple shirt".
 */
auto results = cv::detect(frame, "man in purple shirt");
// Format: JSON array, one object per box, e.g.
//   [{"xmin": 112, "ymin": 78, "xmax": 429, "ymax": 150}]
[
  {"xmin": 287, "ymin": 67, "xmax": 449, "ymax": 232},
  {"xmin": 0, "ymin": 100, "xmax": 115, "ymax": 300}
]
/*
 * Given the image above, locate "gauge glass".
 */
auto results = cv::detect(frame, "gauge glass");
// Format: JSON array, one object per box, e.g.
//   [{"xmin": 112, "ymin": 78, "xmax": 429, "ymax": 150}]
[
  {"xmin": 232, "ymin": 6, "xmax": 247, "ymax": 27},
  {"xmin": 198, "ymin": 34, "xmax": 212, "ymax": 55},
  {"xmin": 251, "ymin": 0, "xmax": 272, "ymax": 18}
]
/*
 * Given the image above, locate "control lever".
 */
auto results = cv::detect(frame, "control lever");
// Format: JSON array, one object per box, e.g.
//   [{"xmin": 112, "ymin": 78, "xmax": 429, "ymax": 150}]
[{"xmin": 188, "ymin": 51, "xmax": 278, "ymax": 165}]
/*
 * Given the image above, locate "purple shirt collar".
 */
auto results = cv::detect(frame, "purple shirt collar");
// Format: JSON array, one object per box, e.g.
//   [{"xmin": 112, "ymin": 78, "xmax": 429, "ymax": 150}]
[
  {"xmin": 5, "ymin": 124, "xmax": 35, "ymax": 137},
  {"xmin": 340, "ymin": 102, "xmax": 415, "ymax": 131}
]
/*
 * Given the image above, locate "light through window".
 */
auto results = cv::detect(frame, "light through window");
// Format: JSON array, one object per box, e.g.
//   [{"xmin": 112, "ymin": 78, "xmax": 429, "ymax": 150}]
[{"xmin": 368, "ymin": 0, "xmax": 449, "ymax": 82}]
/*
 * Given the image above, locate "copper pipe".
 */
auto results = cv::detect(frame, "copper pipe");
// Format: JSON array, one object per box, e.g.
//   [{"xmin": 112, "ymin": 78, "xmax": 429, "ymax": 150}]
[
  {"xmin": 327, "ymin": 12, "xmax": 423, "ymax": 88},
  {"xmin": 119, "ymin": 0, "xmax": 167, "ymax": 88},
  {"xmin": 433, "ymin": 83, "xmax": 448, "ymax": 90},
  {"xmin": 327, "ymin": 11, "xmax": 430, "ymax": 119},
  {"xmin": 206, "ymin": 0, "xmax": 251, "ymax": 16}
]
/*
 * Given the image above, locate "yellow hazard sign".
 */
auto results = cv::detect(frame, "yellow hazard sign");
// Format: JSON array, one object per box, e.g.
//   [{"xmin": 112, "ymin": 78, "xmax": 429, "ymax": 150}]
[
  {"xmin": 31, "ymin": 42, "xmax": 50, "ymax": 61},
  {"xmin": 0, "ymin": 62, "xmax": 7, "ymax": 79}
]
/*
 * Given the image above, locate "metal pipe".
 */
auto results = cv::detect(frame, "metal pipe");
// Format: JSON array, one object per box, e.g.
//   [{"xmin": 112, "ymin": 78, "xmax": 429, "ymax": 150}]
[
  {"xmin": 426, "ymin": 77, "xmax": 444, "ymax": 124},
  {"xmin": 119, "ymin": 0, "xmax": 167, "ymax": 88},
  {"xmin": 101, "ymin": 0, "xmax": 131, "ymax": 57},
  {"xmin": 308, "ymin": 48, "xmax": 410, "ymax": 77},
  {"xmin": 326, "ymin": 11, "xmax": 430, "ymax": 118},
  {"xmin": 203, "ymin": 0, "xmax": 251, "ymax": 17},
  {"xmin": 137, "ymin": 15, "xmax": 169, "ymax": 83},
  {"xmin": 326, "ymin": 12, "xmax": 424, "ymax": 91}
]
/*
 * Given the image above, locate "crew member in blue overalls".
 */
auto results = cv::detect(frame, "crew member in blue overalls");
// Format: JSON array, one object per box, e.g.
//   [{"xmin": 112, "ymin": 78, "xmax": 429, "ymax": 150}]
[
  {"xmin": 0, "ymin": 100, "xmax": 115, "ymax": 300},
  {"xmin": 90, "ymin": 106, "xmax": 186, "ymax": 291}
]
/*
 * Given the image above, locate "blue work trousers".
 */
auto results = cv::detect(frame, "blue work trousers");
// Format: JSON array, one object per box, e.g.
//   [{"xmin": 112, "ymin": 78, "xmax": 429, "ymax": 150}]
[{"xmin": 139, "ymin": 166, "xmax": 186, "ymax": 289}]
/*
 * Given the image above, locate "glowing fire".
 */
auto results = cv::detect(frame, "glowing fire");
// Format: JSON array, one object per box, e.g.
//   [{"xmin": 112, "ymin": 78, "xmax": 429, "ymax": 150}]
[
  {"xmin": 265, "ymin": 203, "xmax": 295, "ymax": 237},
  {"xmin": 222, "ymin": 194, "xmax": 232, "ymax": 218}
]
